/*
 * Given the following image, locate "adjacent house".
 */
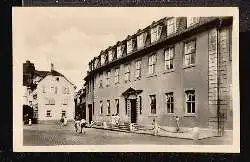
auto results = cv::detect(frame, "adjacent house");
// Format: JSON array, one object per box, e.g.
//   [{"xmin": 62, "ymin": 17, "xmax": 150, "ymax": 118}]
[{"xmin": 23, "ymin": 61, "xmax": 76, "ymax": 123}]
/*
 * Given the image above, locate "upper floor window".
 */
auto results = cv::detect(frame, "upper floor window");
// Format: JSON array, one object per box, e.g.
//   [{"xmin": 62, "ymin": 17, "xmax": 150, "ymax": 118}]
[
  {"xmin": 99, "ymin": 73, "xmax": 103, "ymax": 88},
  {"xmin": 137, "ymin": 33, "xmax": 147, "ymax": 49},
  {"xmin": 51, "ymin": 86, "xmax": 54, "ymax": 93},
  {"xmin": 42, "ymin": 86, "xmax": 45, "ymax": 93},
  {"xmin": 56, "ymin": 77, "xmax": 59, "ymax": 81},
  {"xmin": 148, "ymin": 54, "xmax": 157, "ymax": 75},
  {"xmin": 55, "ymin": 87, "xmax": 58, "ymax": 94},
  {"xmin": 100, "ymin": 100, "xmax": 103, "ymax": 115},
  {"xmin": 117, "ymin": 46, "xmax": 122, "ymax": 58},
  {"xmin": 106, "ymin": 70, "xmax": 111, "ymax": 86},
  {"xmin": 135, "ymin": 60, "xmax": 142, "ymax": 79},
  {"xmin": 94, "ymin": 58, "xmax": 99, "ymax": 69},
  {"xmin": 63, "ymin": 87, "xmax": 69, "ymax": 94},
  {"xmin": 164, "ymin": 47, "xmax": 174, "ymax": 70},
  {"xmin": 167, "ymin": 18, "xmax": 176, "ymax": 36},
  {"xmin": 107, "ymin": 100, "xmax": 111, "ymax": 115},
  {"xmin": 185, "ymin": 90, "xmax": 196, "ymax": 114},
  {"xmin": 108, "ymin": 50, "xmax": 113, "ymax": 62},
  {"xmin": 187, "ymin": 17, "xmax": 199, "ymax": 28},
  {"xmin": 151, "ymin": 25, "xmax": 162, "ymax": 43},
  {"xmin": 127, "ymin": 39, "xmax": 133, "ymax": 54},
  {"xmin": 184, "ymin": 40, "xmax": 196, "ymax": 66},
  {"xmin": 166, "ymin": 92, "xmax": 174, "ymax": 113},
  {"xmin": 150, "ymin": 95, "xmax": 156, "ymax": 114},
  {"xmin": 62, "ymin": 99, "xmax": 68, "ymax": 105},
  {"xmin": 124, "ymin": 64, "xmax": 130, "ymax": 82},
  {"xmin": 101, "ymin": 54, "xmax": 106, "ymax": 66},
  {"xmin": 114, "ymin": 68, "xmax": 119, "ymax": 84}
]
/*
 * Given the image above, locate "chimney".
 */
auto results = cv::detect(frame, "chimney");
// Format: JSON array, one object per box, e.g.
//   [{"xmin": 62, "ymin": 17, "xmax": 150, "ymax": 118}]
[{"xmin": 51, "ymin": 63, "xmax": 54, "ymax": 71}]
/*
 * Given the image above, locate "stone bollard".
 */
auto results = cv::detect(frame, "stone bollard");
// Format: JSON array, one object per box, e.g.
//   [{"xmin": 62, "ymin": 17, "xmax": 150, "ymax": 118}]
[
  {"xmin": 192, "ymin": 127, "xmax": 200, "ymax": 140},
  {"xmin": 103, "ymin": 122, "xmax": 107, "ymax": 129},
  {"xmin": 28, "ymin": 119, "xmax": 32, "ymax": 126}
]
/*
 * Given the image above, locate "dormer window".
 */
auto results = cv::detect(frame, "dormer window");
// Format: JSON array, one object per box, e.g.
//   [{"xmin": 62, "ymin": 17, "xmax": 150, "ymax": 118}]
[
  {"xmin": 108, "ymin": 50, "xmax": 113, "ymax": 62},
  {"xmin": 187, "ymin": 17, "xmax": 199, "ymax": 28},
  {"xmin": 151, "ymin": 25, "xmax": 162, "ymax": 43},
  {"xmin": 137, "ymin": 33, "xmax": 147, "ymax": 49},
  {"xmin": 117, "ymin": 46, "xmax": 122, "ymax": 58},
  {"xmin": 167, "ymin": 18, "xmax": 176, "ymax": 36},
  {"xmin": 94, "ymin": 58, "xmax": 99, "ymax": 69},
  {"xmin": 101, "ymin": 54, "xmax": 105, "ymax": 66},
  {"xmin": 127, "ymin": 39, "xmax": 133, "ymax": 54}
]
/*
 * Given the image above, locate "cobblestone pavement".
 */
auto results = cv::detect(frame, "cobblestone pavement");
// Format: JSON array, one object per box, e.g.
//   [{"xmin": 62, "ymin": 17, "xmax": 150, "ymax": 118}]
[{"xmin": 23, "ymin": 122, "xmax": 232, "ymax": 146}]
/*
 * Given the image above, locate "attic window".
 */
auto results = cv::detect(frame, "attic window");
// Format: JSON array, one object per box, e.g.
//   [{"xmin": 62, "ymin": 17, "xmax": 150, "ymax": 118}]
[{"xmin": 56, "ymin": 77, "xmax": 59, "ymax": 81}]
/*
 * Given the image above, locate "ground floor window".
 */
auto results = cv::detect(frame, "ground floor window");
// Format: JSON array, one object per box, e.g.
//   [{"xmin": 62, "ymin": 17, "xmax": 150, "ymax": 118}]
[
  {"xmin": 100, "ymin": 101, "xmax": 103, "ymax": 115},
  {"xmin": 185, "ymin": 90, "xmax": 196, "ymax": 114},
  {"xmin": 166, "ymin": 92, "xmax": 174, "ymax": 113},
  {"xmin": 115, "ymin": 99, "xmax": 119, "ymax": 114},
  {"xmin": 107, "ymin": 100, "xmax": 110, "ymax": 115},
  {"xmin": 46, "ymin": 110, "xmax": 52, "ymax": 117},
  {"xmin": 62, "ymin": 110, "xmax": 66, "ymax": 117},
  {"xmin": 150, "ymin": 95, "xmax": 156, "ymax": 114}
]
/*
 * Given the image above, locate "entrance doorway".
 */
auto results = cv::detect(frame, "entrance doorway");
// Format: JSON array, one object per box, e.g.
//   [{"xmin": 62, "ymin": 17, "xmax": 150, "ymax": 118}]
[
  {"xmin": 88, "ymin": 104, "xmax": 92, "ymax": 123},
  {"xmin": 130, "ymin": 99, "xmax": 137, "ymax": 123}
]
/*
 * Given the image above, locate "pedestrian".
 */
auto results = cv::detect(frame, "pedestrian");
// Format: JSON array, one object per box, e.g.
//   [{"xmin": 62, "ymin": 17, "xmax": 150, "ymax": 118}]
[
  {"xmin": 115, "ymin": 113, "xmax": 120, "ymax": 126},
  {"xmin": 152, "ymin": 118, "xmax": 159, "ymax": 136},
  {"xmin": 28, "ymin": 119, "xmax": 32, "ymax": 126},
  {"xmin": 63, "ymin": 116, "xmax": 68, "ymax": 126},
  {"xmin": 60, "ymin": 115, "xmax": 64, "ymax": 127},
  {"xmin": 74, "ymin": 116, "xmax": 80, "ymax": 133},
  {"xmin": 80, "ymin": 118, "xmax": 87, "ymax": 134}
]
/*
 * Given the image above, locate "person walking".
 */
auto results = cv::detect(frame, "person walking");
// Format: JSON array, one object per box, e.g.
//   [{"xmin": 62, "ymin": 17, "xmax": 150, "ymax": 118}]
[
  {"xmin": 74, "ymin": 115, "xmax": 80, "ymax": 133},
  {"xmin": 80, "ymin": 118, "xmax": 87, "ymax": 134},
  {"xmin": 152, "ymin": 118, "xmax": 159, "ymax": 136}
]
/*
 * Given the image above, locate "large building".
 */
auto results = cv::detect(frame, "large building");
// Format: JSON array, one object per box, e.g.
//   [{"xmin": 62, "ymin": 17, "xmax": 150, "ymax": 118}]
[
  {"xmin": 83, "ymin": 17, "xmax": 233, "ymax": 133},
  {"xmin": 23, "ymin": 61, "xmax": 76, "ymax": 123}
]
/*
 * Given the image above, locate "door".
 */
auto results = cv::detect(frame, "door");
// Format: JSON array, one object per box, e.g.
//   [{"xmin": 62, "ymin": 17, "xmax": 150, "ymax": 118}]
[
  {"xmin": 130, "ymin": 99, "xmax": 137, "ymax": 123},
  {"xmin": 88, "ymin": 104, "xmax": 92, "ymax": 123}
]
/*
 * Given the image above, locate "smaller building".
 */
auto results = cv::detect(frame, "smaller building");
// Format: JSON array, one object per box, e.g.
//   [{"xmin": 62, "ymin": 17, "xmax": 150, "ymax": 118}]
[{"xmin": 23, "ymin": 61, "xmax": 76, "ymax": 123}]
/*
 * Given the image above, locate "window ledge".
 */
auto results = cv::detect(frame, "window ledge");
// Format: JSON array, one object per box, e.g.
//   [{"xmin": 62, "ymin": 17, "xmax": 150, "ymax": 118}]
[
  {"xmin": 162, "ymin": 69, "xmax": 174, "ymax": 74},
  {"xmin": 183, "ymin": 113, "xmax": 197, "ymax": 117},
  {"xmin": 183, "ymin": 64, "xmax": 196, "ymax": 69},
  {"xmin": 146, "ymin": 74, "xmax": 157, "ymax": 78}
]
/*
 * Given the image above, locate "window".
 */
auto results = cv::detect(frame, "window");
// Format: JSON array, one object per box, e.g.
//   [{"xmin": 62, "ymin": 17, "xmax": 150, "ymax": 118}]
[
  {"xmin": 117, "ymin": 46, "xmax": 122, "ymax": 58},
  {"xmin": 56, "ymin": 77, "xmax": 59, "ymax": 81},
  {"xmin": 108, "ymin": 50, "xmax": 113, "ymax": 62},
  {"xmin": 106, "ymin": 70, "xmax": 111, "ymax": 86},
  {"xmin": 29, "ymin": 101, "xmax": 32, "ymax": 106},
  {"xmin": 164, "ymin": 47, "xmax": 174, "ymax": 70},
  {"xmin": 42, "ymin": 86, "xmax": 45, "ymax": 93},
  {"xmin": 137, "ymin": 33, "xmax": 145, "ymax": 49},
  {"xmin": 135, "ymin": 60, "xmax": 142, "ymax": 79},
  {"xmin": 114, "ymin": 68, "xmax": 119, "ymax": 83},
  {"xmin": 124, "ymin": 64, "xmax": 130, "ymax": 82},
  {"xmin": 115, "ymin": 99, "xmax": 119, "ymax": 114},
  {"xmin": 185, "ymin": 90, "xmax": 196, "ymax": 114},
  {"xmin": 151, "ymin": 25, "xmax": 162, "ymax": 43},
  {"xmin": 125, "ymin": 98, "xmax": 128, "ymax": 115},
  {"xmin": 46, "ymin": 110, "xmax": 51, "ymax": 117},
  {"xmin": 101, "ymin": 54, "xmax": 105, "ymax": 66},
  {"xmin": 51, "ymin": 86, "xmax": 54, "ymax": 93},
  {"xmin": 62, "ymin": 99, "xmax": 68, "ymax": 105},
  {"xmin": 184, "ymin": 40, "xmax": 196, "ymax": 66},
  {"xmin": 127, "ymin": 39, "xmax": 133, "ymax": 54},
  {"xmin": 45, "ymin": 97, "xmax": 49, "ymax": 105},
  {"xmin": 62, "ymin": 110, "xmax": 66, "ymax": 117},
  {"xmin": 166, "ymin": 92, "xmax": 174, "ymax": 113},
  {"xmin": 107, "ymin": 100, "xmax": 111, "ymax": 115},
  {"xmin": 100, "ymin": 101, "xmax": 103, "ymax": 115},
  {"xmin": 150, "ymin": 95, "xmax": 156, "ymax": 114},
  {"xmin": 95, "ymin": 59, "xmax": 99, "ymax": 69},
  {"xmin": 187, "ymin": 17, "xmax": 199, "ymax": 28},
  {"xmin": 148, "ymin": 54, "xmax": 157, "ymax": 74},
  {"xmin": 99, "ymin": 73, "xmax": 103, "ymax": 88},
  {"xmin": 49, "ymin": 98, "xmax": 55, "ymax": 105},
  {"xmin": 167, "ymin": 18, "xmax": 176, "ymax": 36},
  {"xmin": 139, "ymin": 96, "xmax": 142, "ymax": 114},
  {"xmin": 55, "ymin": 87, "xmax": 58, "ymax": 94},
  {"xmin": 63, "ymin": 87, "xmax": 69, "ymax": 94}
]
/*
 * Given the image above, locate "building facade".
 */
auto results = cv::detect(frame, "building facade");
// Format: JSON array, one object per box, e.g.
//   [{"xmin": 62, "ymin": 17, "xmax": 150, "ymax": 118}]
[
  {"xmin": 84, "ymin": 17, "xmax": 233, "ymax": 131},
  {"xmin": 23, "ymin": 61, "xmax": 76, "ymax": 122}
]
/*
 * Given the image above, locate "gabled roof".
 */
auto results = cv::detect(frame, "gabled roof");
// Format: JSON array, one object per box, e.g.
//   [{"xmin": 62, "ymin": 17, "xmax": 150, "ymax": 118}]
[{"xmin": 34, "ymin": 70, "xmax": 74, "ymax": 86}]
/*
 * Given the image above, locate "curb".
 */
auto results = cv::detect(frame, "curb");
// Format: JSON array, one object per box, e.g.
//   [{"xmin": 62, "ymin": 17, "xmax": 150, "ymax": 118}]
[{"xmin": 92, "ymin": 126, "xmax": 199, "ymax": 140}]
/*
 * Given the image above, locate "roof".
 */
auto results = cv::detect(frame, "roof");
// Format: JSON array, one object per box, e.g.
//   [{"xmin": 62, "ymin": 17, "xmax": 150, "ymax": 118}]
[{"xmin": 34, "ymin": 69, "xmax": 74, "ymax": 86}]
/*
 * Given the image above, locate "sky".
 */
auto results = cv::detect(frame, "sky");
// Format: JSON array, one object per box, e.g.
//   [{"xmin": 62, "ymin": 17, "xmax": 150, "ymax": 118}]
[{"xmin": 13, "ymin": 7, "xmax": 237, "ymax": 91}]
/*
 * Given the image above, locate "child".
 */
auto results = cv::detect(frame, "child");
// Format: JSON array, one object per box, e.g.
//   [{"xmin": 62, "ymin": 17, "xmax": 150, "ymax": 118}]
[{"xmin": 152, "ymin": 118, "xmax": 159, "ymax": 136}]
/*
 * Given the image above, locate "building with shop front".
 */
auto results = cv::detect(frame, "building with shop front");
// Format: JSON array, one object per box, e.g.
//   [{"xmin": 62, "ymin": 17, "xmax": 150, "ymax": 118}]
[
  {"xmin": 83, "ymin": 17, "xmax": 233, "ymax": 133},
  {"xmin": 23, "ymin": 61, "xmax": 76, "ymax": 123}
]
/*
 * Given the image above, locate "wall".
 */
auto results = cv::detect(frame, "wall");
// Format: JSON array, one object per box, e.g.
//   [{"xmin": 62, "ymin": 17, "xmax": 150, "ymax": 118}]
[{"xmin": 37, "ymin": 75, "xmax": 75, "ymax": 121}]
